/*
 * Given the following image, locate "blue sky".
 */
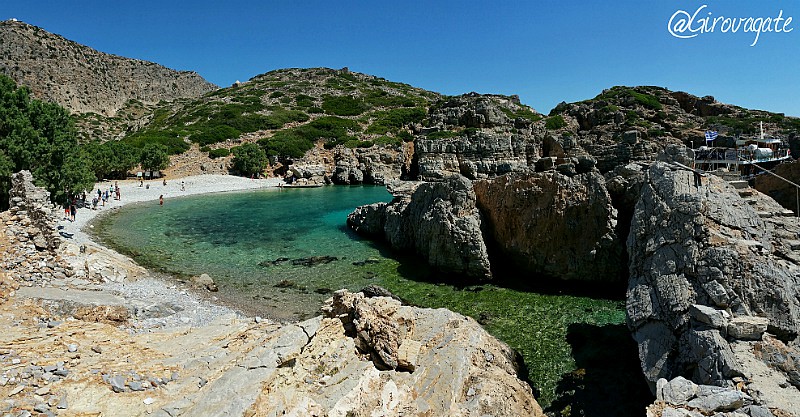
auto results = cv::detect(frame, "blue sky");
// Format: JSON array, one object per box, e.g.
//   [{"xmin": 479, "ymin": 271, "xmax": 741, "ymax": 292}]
[{"xmin": 6, "ymin": 1, "xmax": 800, "ymax": 115}]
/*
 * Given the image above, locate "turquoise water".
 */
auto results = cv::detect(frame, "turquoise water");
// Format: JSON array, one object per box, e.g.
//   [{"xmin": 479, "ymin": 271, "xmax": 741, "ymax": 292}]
[
  {"xmin": 92, "ymin": 186, "xmax": 405, "ymax": 320},
  {"xmin": 91, "ymin": 185, "xmax": 649, "ymax": 412}
]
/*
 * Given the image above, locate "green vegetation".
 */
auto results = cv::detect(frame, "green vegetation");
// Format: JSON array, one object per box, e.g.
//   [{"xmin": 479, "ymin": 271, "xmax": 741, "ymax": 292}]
[
  {"xmin": 373, "ymin": 135, "xmax": 402, "ymax": 147},
  {"xmin": 208, "ymin": 148, "xmax": 231, "ymax": 159},
  {"xmin": 629, "ymin": 91, "xmax": 662, "ymax": 110},
  {"xmin": 80, "ymin": 140, "xmax": 141, "ymax": 180},
  {"xmin": 0, "ymin": 75, "xmax": 95, "ymax": 207},
  {"xmin": 121, "ymin": 130, "xmax": 190, "ymax": 155},
  {"xmin": 396, "ymin": 130, "xmax": 413, "ymax": 142},
  {"xmin": 231, "ymin": 143, "xmax": 268, "ymax": 176},
  {"xmin": 139, "ymin": 143, "xmax": 170, "ymax": 172},
  {"xmin": 500, "ymin": 106, "xmax": 542, "ymax": 122},
  {"xmin": 426, "ymin": 130, "xmax": 460, "ymax": 140},
  {"xmin": 545, "ymin": 115, "xmax": 567, "ymax": 130},
  {"xmin": 322, "ymin": 95, "xmax": 368, "ymax": 116},
  {"xmin": 365, "ymin": 107, "xmax": 426, "ymax": 134}
]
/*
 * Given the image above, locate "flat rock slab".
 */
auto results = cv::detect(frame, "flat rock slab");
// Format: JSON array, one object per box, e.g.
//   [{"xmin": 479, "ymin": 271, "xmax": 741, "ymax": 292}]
[{"xmin": 17, "ymin": 286, "xmax": 126, "ymax": 307}]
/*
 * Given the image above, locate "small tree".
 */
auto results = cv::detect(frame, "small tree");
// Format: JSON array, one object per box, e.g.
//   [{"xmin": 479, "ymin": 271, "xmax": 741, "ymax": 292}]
[
  {"xmin": 231, "ymin": 143, "xmax": 268, "ymax": 177},
  {"xmin": 139, "ymin": 143, "xmax": 170, "ymax": 172}
]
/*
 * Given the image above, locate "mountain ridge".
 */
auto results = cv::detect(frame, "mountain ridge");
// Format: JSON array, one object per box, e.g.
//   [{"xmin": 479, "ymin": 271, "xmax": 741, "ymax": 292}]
[{"xmin": 0, "ymin": 19, "xmax": 217, "ymax": 117}]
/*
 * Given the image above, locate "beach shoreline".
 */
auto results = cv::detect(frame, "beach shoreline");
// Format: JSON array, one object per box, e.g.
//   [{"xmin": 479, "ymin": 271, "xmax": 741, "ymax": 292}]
[
  {"xmin": 47, "ymin": 174, "xmax": 290, "ymax": 329},
  {"xmin": 59, "ymin": 174, "xmax": 285, "ymax": 246}
]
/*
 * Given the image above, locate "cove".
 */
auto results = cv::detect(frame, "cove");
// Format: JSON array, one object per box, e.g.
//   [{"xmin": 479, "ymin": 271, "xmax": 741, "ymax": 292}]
[{"xmin": 90, "ymin": 185, "xmax": 650, "ymax": 413}]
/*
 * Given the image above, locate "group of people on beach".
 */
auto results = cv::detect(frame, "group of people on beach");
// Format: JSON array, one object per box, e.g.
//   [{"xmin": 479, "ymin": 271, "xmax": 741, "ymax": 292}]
[{"xmin": 62, "ymin": 176, "xmax": 185, "ymax": 222}]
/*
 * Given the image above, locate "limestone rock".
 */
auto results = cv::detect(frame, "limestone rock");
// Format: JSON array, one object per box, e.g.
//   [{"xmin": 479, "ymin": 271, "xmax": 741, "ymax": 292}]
[
  {"xmin": 349, "ymin": 175, "xmax": 491, "ymax": 279},
  {"xmin": 728, "ymin": 316, "xmax": 769, "ymax": 341},
  {"xmin": 689, "ymin": 304, "xmax": 730, "ymax": 330},
  {"xmin": 190, "ymin": 273, "xmax": 219, "ymax": 292},
  {"xmin": 474, "ymin": 170, "xmax": 625, "ymax": 282},
  {"xmin": 627, "ymin": 162, "xmax": 800, "ymax": 391},
  {"xmin": 415, "ymin": 93, "xmax": 543, "ymax": 181}
]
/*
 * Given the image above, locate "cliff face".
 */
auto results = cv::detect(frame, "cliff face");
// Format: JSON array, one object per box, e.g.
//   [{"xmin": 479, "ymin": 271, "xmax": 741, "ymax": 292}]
[
  {"xmin": 627, "ymin": 162, "xmax": 800, "ymax": 414},
  {"xmin": 474, "ymin": 171, "xmax": 624, "ymax": 282},
  {"xmin": 0, "ymin": 20, "xmax": 217, "ymax": 117},
  {"xmin": 415, "ymin": 93, "xmax": 543, "ymax": 181}
]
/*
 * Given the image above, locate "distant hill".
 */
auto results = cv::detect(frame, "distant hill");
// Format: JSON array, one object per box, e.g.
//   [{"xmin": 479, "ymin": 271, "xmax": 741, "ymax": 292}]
[{"xmin": 0, "ymin": 19, "xmax": 217, "ymax": 117}]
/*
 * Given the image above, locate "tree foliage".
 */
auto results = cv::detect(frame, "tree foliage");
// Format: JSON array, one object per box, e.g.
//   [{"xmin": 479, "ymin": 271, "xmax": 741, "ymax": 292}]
[
  {"xmin": 139, "ymin": 143, "xmax": 170, "ymax": 172},
  {"xmin": 81, "ymin": 140, "xmax": 141, "ymax": 180},
  {"xmin": 231, "ymin": 143, "xmax": 268, "ymax": 176},
  {"xmin": 0, "ymin": 75, "xmax": 94, "ymax": 207}
]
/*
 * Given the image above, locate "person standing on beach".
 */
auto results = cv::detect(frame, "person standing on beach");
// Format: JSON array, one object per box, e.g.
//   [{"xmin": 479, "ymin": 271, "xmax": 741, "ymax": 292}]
[
  {"xmin": 181, "ymin": 181, "xmax": 185, "ymax": 191},
  {"xmin": 69, "ymin": 199, "xmax": 76, "ymax": 222}
]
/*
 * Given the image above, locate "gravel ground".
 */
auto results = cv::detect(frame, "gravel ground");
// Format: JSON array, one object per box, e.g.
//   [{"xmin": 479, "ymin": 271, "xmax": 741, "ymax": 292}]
[{"xmin": 53, "ymin": 174, "xmax": 286, "ymax": 330}]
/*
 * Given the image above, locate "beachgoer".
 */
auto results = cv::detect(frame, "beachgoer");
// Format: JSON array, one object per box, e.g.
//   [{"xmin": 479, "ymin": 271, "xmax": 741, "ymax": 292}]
[
  {"xmin": 163, "ymin": 179, "xmax": 167, "ymax": 186},
  {"xmin": 180, "ymin": 181, "xmax": 185, "ymax": 191},
  {"xmin": 159, "ymin": 195, "xmax": 164, "ymax": 206},
  {"xmin": 69, "ymin": 199, "xmax": 76, "ymax": 222},
  {"xmin": 92, "ymin": 196, "xmax": 98, "ymax": 209},
  {"xmin": 146, "ymin": 183, "xmax": 150, "ymax": 189},
  {"xmin": 693, "ymin": 171, "xmax": 702, "ymax": 188},
  {"xmin": 64, "ymin": 202, "xmax": 70, "ymax": 220},
  {"xmin": 139, "ymin": 179, "xmax": 143, "ymax": 187}
]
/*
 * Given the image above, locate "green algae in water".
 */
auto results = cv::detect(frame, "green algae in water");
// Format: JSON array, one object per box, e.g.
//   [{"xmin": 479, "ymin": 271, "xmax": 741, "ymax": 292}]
[{"xmin": 91, "ymin": 186, "xmax": 647, "ymax": 411}]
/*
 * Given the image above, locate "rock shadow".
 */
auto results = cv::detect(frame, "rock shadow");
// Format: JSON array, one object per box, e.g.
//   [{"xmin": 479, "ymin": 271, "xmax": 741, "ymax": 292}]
[{"xmin": 545, "ymin": 323, "xmax": 653, "ymax": 417}]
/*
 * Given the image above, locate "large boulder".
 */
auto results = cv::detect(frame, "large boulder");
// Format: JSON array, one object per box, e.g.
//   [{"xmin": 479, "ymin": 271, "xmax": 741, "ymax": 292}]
[
  {"xmin": 473, "ymin": 170, "xmax": 625, "ymax": 282},
  {"xmin": 626, "ymin": 162, "xmax": 800, "ymax": 392},
  {"xmin": 348, "ymin": 175, "xmax": 491, "ymax": 280}
]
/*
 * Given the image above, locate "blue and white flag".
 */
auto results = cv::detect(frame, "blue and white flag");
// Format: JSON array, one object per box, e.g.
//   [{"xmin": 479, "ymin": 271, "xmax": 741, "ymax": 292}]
[{"xmin": 705, "ymin": 131, "xmax": 718, "ymax": 143}]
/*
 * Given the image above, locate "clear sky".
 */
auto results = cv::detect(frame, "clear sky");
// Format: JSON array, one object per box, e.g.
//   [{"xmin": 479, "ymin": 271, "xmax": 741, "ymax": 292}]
[{"xmin": 5, "ymin": 1, "xmax": 800, "ymax": 115}]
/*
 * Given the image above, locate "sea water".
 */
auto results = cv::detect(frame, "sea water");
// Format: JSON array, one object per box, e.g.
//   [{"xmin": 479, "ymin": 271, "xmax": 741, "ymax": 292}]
[{"xmin": 91, "ymin": 185, "xmax": 649, "ymax": 412}]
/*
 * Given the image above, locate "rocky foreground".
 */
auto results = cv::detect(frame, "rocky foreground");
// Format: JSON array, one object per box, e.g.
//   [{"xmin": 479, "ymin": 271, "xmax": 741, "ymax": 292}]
[{"xmin": 0, "ymin": 171, "xmax": 542, "ymax": 417}]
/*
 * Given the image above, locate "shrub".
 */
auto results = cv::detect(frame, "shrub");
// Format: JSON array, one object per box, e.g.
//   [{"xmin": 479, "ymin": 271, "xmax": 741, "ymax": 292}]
[
  {"xmin": 344, "ymin": 139, "xmax": 374, "ymax": 148},
  {"xmin": 208, "ymin": 148, "xmax": 230, "ymax": 159},
  {"xmin": 545, "ymin": 115, "xmax": 567, "ymax": 130},
  {"xmin": 191, "ymin": 125, "xmax": 240, "ymax": 145},
  {"xmin": 258, "ymin": 130, "xmax": 314, "ymax": 159},
  {"xmin": 322, "ymin": 95, "xmax": 368, "ymax": 116},
  {"xmin": 295, "ymin": 94, "xmax": 315, "ymax": 108},
  {"xmin": 396, "ymin": 130, "xmax": 413, "ymax": 142},
  {"xmin": 374, "ymin": 136, "xmax": 402, "ymax": 147},
  {"xmin": 629, "ymin": 91, "xmax": 662, "ymax": 110},
  {"xmin": 139, "ymin": 143, "xmax": 170, "ymax": 172},
  {"xmin": 366, "ymin": 107, "xmax": 426, "ymax": 134},
  {"xmin": 231, "ymin": 143, "xmax": 268, "ymax": 176},
  {"xmin": 426, "ymin": 130, "xmax": 460, "ymax": 140},
  {"xmin": 123, "ymin": 130, "xmax": 190, "ymax": 155},
  {"xmin": 269, "ymin": 91, "xmax": 284, "ymax": 99}
]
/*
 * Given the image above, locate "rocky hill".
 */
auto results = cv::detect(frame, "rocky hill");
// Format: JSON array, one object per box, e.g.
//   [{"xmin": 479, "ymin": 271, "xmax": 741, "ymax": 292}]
[{"xmin": 0, "ymin": 19, "xmax": 216, "ymax": 118}]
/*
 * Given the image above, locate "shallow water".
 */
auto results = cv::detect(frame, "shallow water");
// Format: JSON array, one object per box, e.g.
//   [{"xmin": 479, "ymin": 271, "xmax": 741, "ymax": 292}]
[{"xmin": 91, "ymin": 185, "xmax": 650, "ymax": 411}]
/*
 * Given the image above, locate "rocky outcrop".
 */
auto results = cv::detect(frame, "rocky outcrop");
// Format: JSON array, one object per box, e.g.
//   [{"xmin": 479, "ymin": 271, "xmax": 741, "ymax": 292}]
[
  {"xmin": 415, "ymin": 93, "xmax": 543, "ymax": 181},
  {"xmin": 348, "ymin": 176, "xmax": 492, "ymax": 279},
  {"xmin": 0, "ymin": 20, "xmax": 216, "ymax": 116},
  {"xmin": 626, "ymin": 162, "xmax": 800, "ymax": 396},
  {"xmin": 473, "ymin": 170, "xmax": 625, "ymax": 282},
  {"xmin": 332, "ymin": 145, "xmax": 408, "ymax": 185}
]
